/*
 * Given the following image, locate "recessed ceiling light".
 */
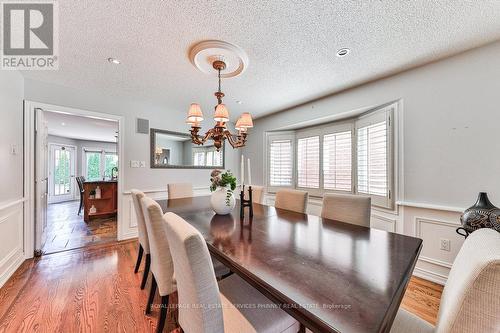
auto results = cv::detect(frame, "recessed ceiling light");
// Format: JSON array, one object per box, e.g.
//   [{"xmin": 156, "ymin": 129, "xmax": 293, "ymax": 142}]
[
  {"xmin": 236, "ymin": 100, "xmax": 243, "ymax": 105},
  {"xmin": 107, "ymin": 57, "xmax": 121, "ymax": 64},
  {"xmin": 61, "ymin": 122, "xmax": 66, "ymax": 126},
  {"xmin": 336, "ymin": 48, "xmax": 350, "ymax": 57}
]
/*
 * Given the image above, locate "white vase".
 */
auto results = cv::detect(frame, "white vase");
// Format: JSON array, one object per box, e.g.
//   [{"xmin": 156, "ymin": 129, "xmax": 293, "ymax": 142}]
[{"xmin": 210, "ymin": 187, "xmax": 236, "ymax": 215}]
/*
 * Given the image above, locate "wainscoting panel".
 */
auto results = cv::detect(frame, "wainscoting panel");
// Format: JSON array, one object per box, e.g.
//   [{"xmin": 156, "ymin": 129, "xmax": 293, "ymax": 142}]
[
  {"xmin": 120, "ymin": 187, "xmax": 211, "ymax": 240},
  {"xmin": 0, "ymin": 199, "xmax": 25, "ymax": 288}
]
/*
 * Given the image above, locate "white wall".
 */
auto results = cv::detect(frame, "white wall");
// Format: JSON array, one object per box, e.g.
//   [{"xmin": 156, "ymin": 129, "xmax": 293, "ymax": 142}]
[
  {"xmin": 245, "ymin": 41, "xmax": 500, "ymax": 284},
  {"xmin": 0, "ymin": 71, "xmax": 25, "ymax": 287},
  {"xmin": 24, "ymin": 79, "xmax": 241, "ymax": 239}
]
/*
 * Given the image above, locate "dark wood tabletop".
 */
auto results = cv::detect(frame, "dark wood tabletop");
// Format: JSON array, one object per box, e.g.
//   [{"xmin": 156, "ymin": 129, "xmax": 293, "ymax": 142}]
[{"xmin": 157, "ymin": 196, "xmax": 422, "ymax": 333}]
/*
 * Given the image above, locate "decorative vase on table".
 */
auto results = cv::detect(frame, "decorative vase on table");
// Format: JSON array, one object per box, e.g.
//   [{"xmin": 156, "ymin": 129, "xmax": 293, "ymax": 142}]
[
  {"xmin": 209, "ymin": 169, "xmax": 237, "ymax": 215},
  {"xmin": 458, "ymin": 192, "xmax": 500, "ymax": 238}
]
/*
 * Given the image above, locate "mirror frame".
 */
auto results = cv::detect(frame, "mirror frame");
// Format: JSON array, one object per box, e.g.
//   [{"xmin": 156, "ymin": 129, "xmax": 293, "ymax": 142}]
[{"xmin": 150, "ymin": 128, "xmax": 225, "ymax": 169}]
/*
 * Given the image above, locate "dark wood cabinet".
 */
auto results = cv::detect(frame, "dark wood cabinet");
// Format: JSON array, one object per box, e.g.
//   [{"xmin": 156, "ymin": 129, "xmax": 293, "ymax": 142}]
[{"xmin": 83, "ymin": 181, "xmax": 117, "ymax": 222}]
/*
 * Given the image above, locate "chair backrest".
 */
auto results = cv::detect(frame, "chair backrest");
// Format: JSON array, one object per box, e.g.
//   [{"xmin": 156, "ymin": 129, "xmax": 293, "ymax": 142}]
[
  {"xmin": 164, "ymin": 212, "xmax": 224, "ymax": 333},
  {"xmin": 168, "ymin": 183, "xmax": 194, "ymax": 199},
  {"xmin": 130, "ymin": 189, "xmax": 150, "ymax": 253},
  {"xmin": 76, "ymin": 176, "xmax": 84, "ymax": 193},
  {"xmin": 244, "ymin": 185, "xmax": 264, "ymax": 204},
  {"xmin": 321, "ymin": 193, "xmax": 371, "ymax": 227},
  {"xmin": 435, "ymin": 228, "xmax": 500, "ymax": 333},
  {"xmin": 275, "ymin": 189, "xmax": 308, "ymax": 213},
  {"xmin": 140, "ymin": 197, "xmax": 175, "ymax": 296}
]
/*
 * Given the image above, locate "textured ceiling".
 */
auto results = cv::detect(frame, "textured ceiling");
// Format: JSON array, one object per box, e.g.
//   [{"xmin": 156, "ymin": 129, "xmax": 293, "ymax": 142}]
[
  {"xmin": 45, "ymin": 111, "xmax": 118, "ymax": 142},
  {"xmin": 22, "ymin": 1, "xmax": 500, "ymax": 120}
]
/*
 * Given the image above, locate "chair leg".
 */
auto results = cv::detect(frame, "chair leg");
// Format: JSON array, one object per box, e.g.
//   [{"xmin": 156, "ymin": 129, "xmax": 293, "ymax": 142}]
[
  {"xmin": 78, "ymin": 194, "xmax": 84, "ymax": 215},
  {"xmin": 140, "ymin": 254, "xmax": 151, "ymax": 289},
  {"xmin": 156, "ymin": 295, "xmax": 169, "ymax": 333},
  {"xmin": 299, "ymin": 324, "xmax": 306, "ymax": 333},
  {"xmin": 146, "ymin": 275, "xmax": 157, "ymax": 315},
  {"xmin": 134, "ymin": 244, "xmax": 144, "ymax": 274}
]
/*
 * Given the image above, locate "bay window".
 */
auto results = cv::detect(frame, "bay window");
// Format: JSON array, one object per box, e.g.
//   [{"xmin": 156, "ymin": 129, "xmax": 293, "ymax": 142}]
[{"xmin": 266, "ymin": 104, "xmax": 395, "ymax": 209}]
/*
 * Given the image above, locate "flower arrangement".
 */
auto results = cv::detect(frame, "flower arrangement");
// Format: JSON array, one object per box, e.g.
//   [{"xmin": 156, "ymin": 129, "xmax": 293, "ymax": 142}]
[{"xmin": 210, "ymin": 169, "xmax": 237, "ymax": 206}]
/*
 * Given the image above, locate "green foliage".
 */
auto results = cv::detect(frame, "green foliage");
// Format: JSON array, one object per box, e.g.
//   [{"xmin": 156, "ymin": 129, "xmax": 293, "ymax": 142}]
[
  {"xmin": 210, "ymin": 170, "xmax": 236, "ymax": 192},
  {"xmin": 86, "ymin": 153, "xmax": 101, "ymax": 180}
]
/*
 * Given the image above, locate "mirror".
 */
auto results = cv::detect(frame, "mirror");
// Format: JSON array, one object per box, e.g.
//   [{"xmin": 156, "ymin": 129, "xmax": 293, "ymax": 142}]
[{"xmin": 150, "ymin": 128, "xmax": 225, "ymax": 169}]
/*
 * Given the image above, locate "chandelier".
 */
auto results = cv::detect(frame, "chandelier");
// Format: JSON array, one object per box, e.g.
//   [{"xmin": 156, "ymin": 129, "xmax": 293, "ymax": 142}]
[{"xmin": 186, "ymin": 59, "xmax": 253, "ymax": 151}]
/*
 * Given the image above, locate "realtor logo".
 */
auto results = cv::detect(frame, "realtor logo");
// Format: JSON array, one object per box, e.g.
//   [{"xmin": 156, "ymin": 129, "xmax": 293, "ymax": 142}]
[{"xmin": 1, "ymin": 1, "xmax": 58, "ymax": 69}]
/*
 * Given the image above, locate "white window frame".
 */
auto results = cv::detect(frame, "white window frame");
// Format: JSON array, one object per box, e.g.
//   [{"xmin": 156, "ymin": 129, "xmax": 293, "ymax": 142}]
[
  {"xmin": 82, "ymin": 147, "xmax": 117, "ymax": 181},
  {"xmin": 265, "ymin": 104, "xmax": 395, "ymax": 209},
  {"xmin": 265, "ymin": 131, "xmax": 296, "ymax": 193},
  {"xmin": 355, "ymin": 106, "xmax": 394, "ymax": 209}
]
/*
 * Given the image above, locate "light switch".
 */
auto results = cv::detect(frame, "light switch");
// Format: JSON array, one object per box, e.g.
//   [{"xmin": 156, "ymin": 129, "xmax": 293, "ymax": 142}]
[
  {"xmin": 10, "ymin": 144, "xmax": 18, "ymax": 155},
  {"xmin": 130, "ymin": 160, "xmax": 140, "ymax": 168},
  {"xmin": 139, "ymin": 161, "xmax": 146, "ymax": 168}
]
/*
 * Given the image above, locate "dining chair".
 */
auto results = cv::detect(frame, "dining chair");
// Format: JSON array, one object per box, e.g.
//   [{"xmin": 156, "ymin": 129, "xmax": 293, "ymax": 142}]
[
  {"xmin": 141, "ymin": 196, "xmax": 177, "ymax": 333},
  {"xmin": 391, "ymin": 228, "xmax": 500, "ymax": 333},
  {"xmin": 275, "ymin": 189, "xmax": 308, "ymax": 213},
  {"xmin": 321, "ymin": 193, "xmax": 371, "ymax": 227},
  {"xmin": 76, "ymin": 176, "xmax": 85, "ymax": 215},
  {"xmin": 245, "ymin": 185, "xmax": 264, "ymax": 204},
  {"xmin": 167, "ymin": 183, "xmax": 194, "ymax": 199},
  {"xmin": 130, "ymin": 189, "xmax": 151, "ymax": 290},
  {"xmin": 163, "ymin": 212, "xmax": 300, "ymax": 333}
]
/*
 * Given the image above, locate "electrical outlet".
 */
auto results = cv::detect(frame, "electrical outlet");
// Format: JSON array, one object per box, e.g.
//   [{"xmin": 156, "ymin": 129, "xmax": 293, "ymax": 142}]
[{"xmin": 440, "ymin": 238, "xmax": 451, "ymax": 252}]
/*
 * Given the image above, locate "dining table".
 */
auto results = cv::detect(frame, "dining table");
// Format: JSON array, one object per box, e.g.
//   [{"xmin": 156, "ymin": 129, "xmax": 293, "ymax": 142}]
[{"xmin": 156, "ymin": 196, "xmax": 422, "ymax": 333}]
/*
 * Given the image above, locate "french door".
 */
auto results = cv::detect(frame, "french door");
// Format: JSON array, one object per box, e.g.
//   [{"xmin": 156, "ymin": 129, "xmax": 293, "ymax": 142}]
[{"xmin": 48, "ymin": 144, "xmax": 76, "ymax": 203}]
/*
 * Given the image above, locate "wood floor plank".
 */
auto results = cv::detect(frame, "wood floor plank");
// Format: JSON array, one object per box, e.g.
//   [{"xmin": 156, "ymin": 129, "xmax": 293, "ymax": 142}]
[{"xmin": 0, "ymin": 240, "xmax": 443, "ymax": 332}]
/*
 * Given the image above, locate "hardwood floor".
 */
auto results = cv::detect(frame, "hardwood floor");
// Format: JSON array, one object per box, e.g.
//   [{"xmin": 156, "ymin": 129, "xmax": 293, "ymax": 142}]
[
  {"xmin": 43, "ymin": 200, "xmax": 117, "ymax": 254},
  {"xmin": 0, "ymin": 241, "xmax": 443, "ymax": 332}
]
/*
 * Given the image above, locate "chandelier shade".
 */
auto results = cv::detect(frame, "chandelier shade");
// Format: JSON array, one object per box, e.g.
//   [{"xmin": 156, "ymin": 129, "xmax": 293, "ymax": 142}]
[
  {"xmin": 213, "ymin": 103, "xmax": 229, "ymax": 122},
  {"xmin": 187, "ymin": 103, "xmax": 203, "ymax": 122},
  {"xmin": 236, "ymin": 112, "xmax": 253, "ymax": 129}
]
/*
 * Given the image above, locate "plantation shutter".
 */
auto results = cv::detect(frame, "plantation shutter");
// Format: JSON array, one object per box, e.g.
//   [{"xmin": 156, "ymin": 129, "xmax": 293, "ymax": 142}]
[
  {"xmin": 323, "ymin": 130, "xmax": 352, "ymax": 191},
  {"xmin": 297, "ymin": 136, "xmax": 320, "ymax": 188},
  {"xmin": 269, "ymin": 139, "xmax": 293, "ymax": 186}
]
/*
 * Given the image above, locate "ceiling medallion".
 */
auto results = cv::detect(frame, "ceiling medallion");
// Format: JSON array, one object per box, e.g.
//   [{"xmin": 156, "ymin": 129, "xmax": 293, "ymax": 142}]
[{"xmin": 186, "ymin": 41, "xmax": 253, "ymax": 151}]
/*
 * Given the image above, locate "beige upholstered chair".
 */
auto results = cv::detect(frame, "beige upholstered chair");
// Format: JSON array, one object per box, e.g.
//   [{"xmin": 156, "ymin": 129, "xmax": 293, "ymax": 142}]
[
  {"xmin": 275, "ymin": 189, "xmax": 308, "ymax": 213},
  {"xmin": 130, "ymin": 189, "xmax": 151, "ymax": 289},
  {"xmin": 163, "ymin": 212, "xmax": 300, "ymax": 333},
  {"xmin": 321, "ymin": 193, "xmax": 371, "ymax": 227},
  {"xmin": 391, "ymin": 228, "xmax": 500, "ymax": 333},
  {"xmin": 244, "ymin": 185, "xmax": 264, "ymax": 204},
  {"xmin": 168, "ymin": 183, "xmax": 194, "ymax": 199},
  {"xmin": 141, "ymin": 197, "xmax": 176, "ymax": 333}
]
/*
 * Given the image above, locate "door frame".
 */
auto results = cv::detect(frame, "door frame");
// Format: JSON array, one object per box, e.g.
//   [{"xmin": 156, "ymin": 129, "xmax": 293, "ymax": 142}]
[
  {"xmin": 23, "ymin": 100, "xmax": 125, "ymax": 259},
  {"xmin": 48, "ymin": 143, "xmax": 77, "ymax": 203}
]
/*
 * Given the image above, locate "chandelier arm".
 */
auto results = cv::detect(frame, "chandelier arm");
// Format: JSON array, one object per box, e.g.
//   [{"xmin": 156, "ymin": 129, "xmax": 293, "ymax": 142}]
[
  {"xmin": 223, "ymin": 130, "xmax": 246, "ymax": 148},
  {"xmin": 190, "ymin": 128, "xmax": 213, "ymax": 145}
]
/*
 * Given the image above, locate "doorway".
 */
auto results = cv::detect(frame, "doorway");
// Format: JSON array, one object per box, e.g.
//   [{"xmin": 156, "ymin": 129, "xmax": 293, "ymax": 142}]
[
  {"xmin": 48, "ymin": 143, "xmax": 76, "ymax": 204},
  {"xmin": 24, "ymin": 102, "xmax": 124, "ymax": 257}
]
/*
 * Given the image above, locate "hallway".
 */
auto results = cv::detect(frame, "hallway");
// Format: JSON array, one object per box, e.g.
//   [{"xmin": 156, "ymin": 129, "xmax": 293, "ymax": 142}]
[{"xmin": 43, "ymin": 200, "xmax": 117, "ymax": 254}]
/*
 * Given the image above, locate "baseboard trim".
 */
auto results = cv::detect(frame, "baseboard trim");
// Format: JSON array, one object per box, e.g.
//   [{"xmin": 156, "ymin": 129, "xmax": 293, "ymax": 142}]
[{"xmin": 413, "ymin": 266, "xmax": 447, "ymax": 285}]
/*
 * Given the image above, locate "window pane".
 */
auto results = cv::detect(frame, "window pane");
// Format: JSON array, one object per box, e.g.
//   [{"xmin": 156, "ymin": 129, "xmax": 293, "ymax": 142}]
[
  {"xmin": 54, "ymin": 148, "xmax": 71, "ymax": 196},
  {"xmin": 86, "ymin": 152, "xmax": 102, "ymax": 181},
  {"xmin": 270, "ymin": 140, "xmax": 292, "ymax": 186},
  {"xmin": 323, "ymin": 131, "xmax": 352, "ymax": 191},
  {"xmin": 105, "ymin": 153, "xmax": 118, "ymax": 178},
  {"xmin": 297, "ymin": 136, "xmax": 320, "ymax": 188},
  {"xmin": 193, "ymin": 152, "xmax": 205, "ymax": 166},
  {"xmin": 357, "ymin": 121, "xmax": 387, "ymax": 196}
]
